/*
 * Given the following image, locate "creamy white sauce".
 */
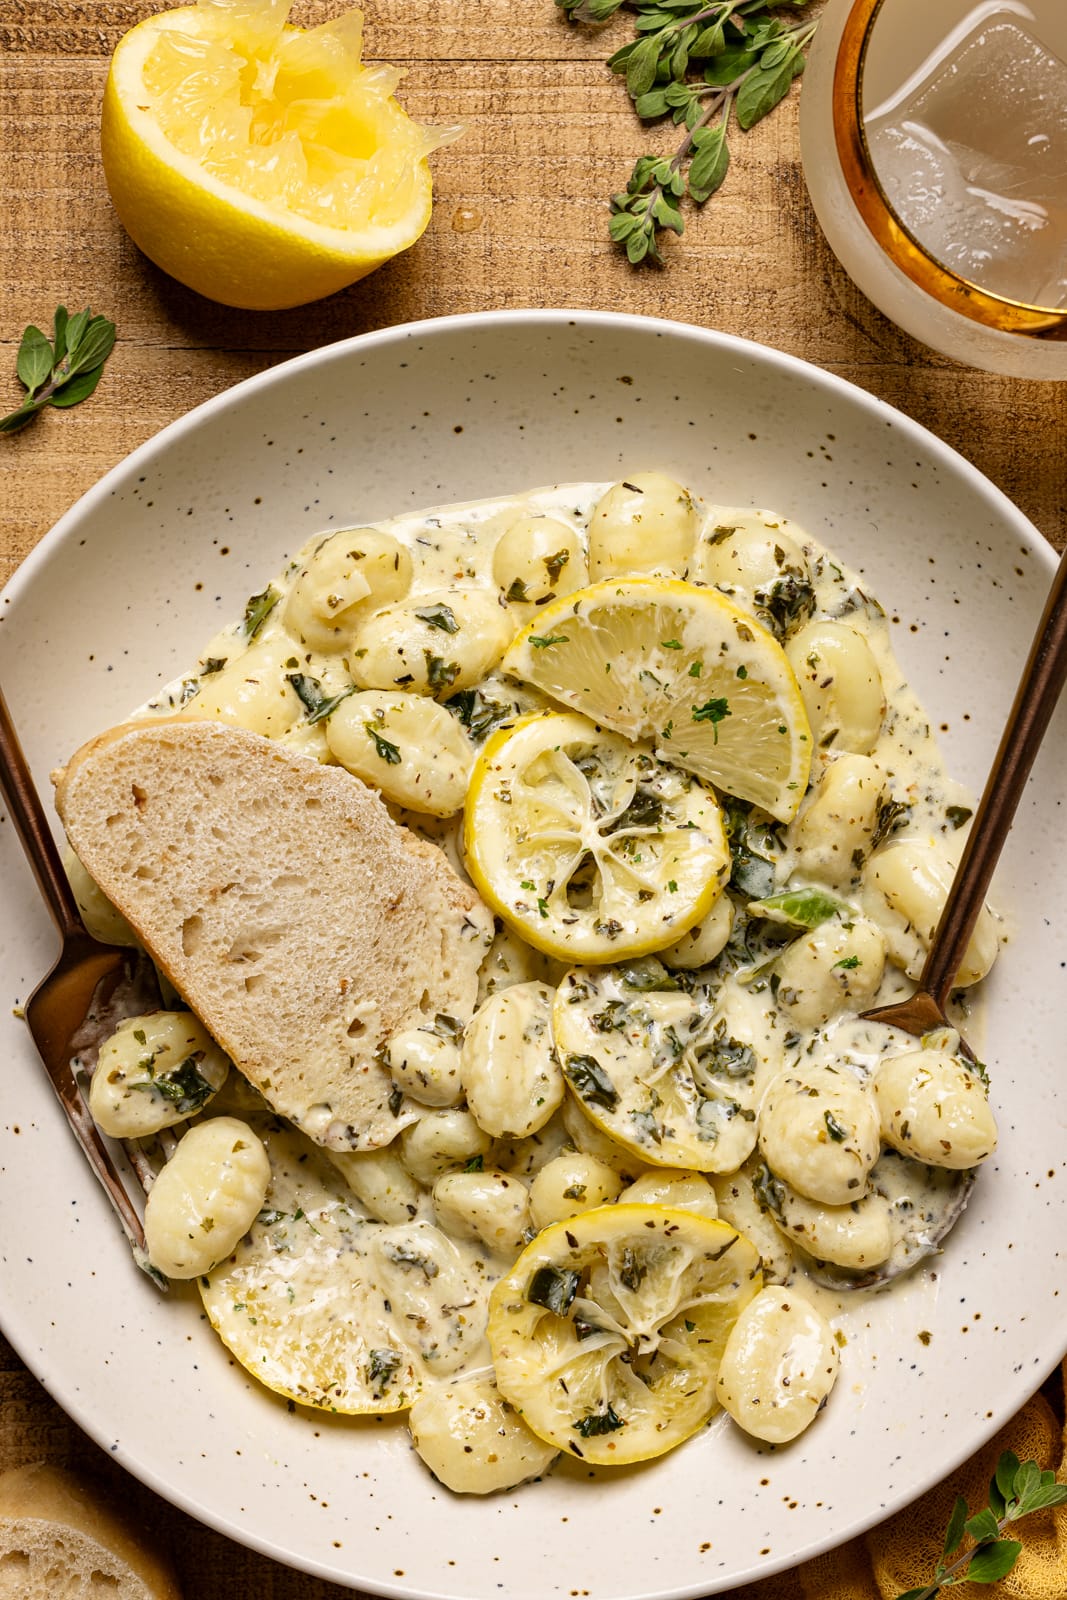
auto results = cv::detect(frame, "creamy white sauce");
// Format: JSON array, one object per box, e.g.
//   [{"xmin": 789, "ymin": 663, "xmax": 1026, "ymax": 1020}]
[{"xmin": 112, "ymin": 479, "xmax": 1001, "ymax": 1477}]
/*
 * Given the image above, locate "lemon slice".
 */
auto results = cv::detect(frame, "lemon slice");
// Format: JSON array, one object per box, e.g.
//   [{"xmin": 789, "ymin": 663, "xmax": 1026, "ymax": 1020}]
[
  {"xmin": 552, "ymin": 963, "xmax": 771, "ymax": 1172},
  {"xmin": 464, "ymin": 712, "xmax": 730, "ymax": 963},
  {"xmin": 200, "ymin": 1123, "xmax": 494, "ymax": 1412},
  {"xmin": 487, "ymin": 1204, "xmax": 762, "ymax": 1465},
  {"xmin": 102, "ymin": 0, "xmax": 452, "ymax": 309},
  {"xmin": 501, "ymin": 578, "xmax": 812, "ymax": 823}
]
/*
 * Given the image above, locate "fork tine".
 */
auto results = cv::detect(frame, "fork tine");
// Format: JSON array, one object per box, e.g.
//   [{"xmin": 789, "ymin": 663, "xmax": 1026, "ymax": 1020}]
[
  {"xmin": 1, "ymin": 684, "xmax": 168, "ymax": 1289},
  {"xmin": 25, "ymin": 947, "xmax": 167, "ymax": 1283}
]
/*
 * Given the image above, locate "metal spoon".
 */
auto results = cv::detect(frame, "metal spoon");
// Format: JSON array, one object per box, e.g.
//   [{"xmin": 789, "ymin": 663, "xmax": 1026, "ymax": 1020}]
[
  {"xmin": 778, "ymin": 544, "xmax": 1067, "ymax": 1294},
  {"xmin": 863, "ymin": 542, "xmax": 1067, "ymax": 1043},
  {"xmin": 0, "ymin": 685, "xmax": 163, "ymax": 1277}
]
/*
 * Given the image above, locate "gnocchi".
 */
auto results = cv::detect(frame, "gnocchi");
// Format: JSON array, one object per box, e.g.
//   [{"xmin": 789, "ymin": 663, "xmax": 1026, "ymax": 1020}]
[
  {"xmin": 692, "ymin": 515, "xmax": 814, "ymax": 638},
  {"xmin": 786, "ymin": 620, "xmax": 886, "ymax": 755},
  {"xmin": 527, "ymin": 1151, "xmax": 625, "ymax": 1229},
  {"xmin": 874, "ymin": 1042, "xmax": 997, "ymax": 1168},
  {"xmin": 461, "ymin": 982, "xmax": 564, "ymax": 1138},
  {"xmin": 283, "ymin": 528, "xmax": 412, "ymax": 653},
  {"xmin": 408, "ymin": 1377, "xmax": 558, "ymax": 1493},
  {"xmin": 351, "ymin": 589, "xmax": 512, "ymax": 696},
  {"xmin": 789, "ymin": 754, "xmax": 886, "ymax": 887},
  {"xmin": 863, "ymin": 838, "xmax": 1000, "ymax": 985},
  {"xmin": 716, "ymin": 1285, "xmax": 839, "ymax": 1444},
  {"xmin": 433, "ymin": 1169, "xmax": 531, "ymax": 1254},
  {"xmin": 492, "ymin": 514, "xmax": 587, "ymax": 605},
  {"xmin": 384, "ymin": 1026, "xmax": 465, "ymax": 1108},
  {"xmin": 587, "ymin": 472, "xmax": 699, "ymax": 579},
  {"xmin": 771, "ymin": 915, "xmax": 887, "ymax": 1029},
  {"xmin": 326, "ymin": 691, "xmax": 474, "ymax": 816},
  {"xmin": 89, "ymin": 1011, "xmax": 230, "ymax": 1138},
  {"xmin": 758, "ymin": 1064, "xmax": 880, "ymax": 1205},
  {"xmin": 143, "ymin": 1117, "xmax": 270, "ymax": 1279}
]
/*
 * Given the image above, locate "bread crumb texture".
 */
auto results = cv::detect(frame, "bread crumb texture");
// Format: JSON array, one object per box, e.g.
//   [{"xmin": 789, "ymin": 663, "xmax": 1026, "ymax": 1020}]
[
  {"xmin": 55, "ymin": 719, "xmax": 493, "ymax": 1150},
  {"xmin": 0, "ymin": 1462, "xmax": 181, "ymax": 1598}
]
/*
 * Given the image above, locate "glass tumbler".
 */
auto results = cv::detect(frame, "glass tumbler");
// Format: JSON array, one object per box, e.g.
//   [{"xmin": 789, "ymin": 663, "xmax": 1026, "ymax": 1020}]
[{"xmin": 800, "ymin": 0, "xmax": 1067, "ymax": 376}]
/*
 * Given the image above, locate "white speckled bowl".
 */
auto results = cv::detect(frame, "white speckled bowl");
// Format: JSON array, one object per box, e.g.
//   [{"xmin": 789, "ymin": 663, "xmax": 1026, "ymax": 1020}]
[{"xmin": 1, "ymin": 311, "xmax": 1064, "ymax": 1600}]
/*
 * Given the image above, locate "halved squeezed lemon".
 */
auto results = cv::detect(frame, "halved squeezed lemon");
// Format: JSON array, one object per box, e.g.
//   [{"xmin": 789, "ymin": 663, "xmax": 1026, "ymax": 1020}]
[
  {"xmin": 101, "ymin": 0, "xmax": 454, "ymax": 308},
  {"xmin": 552, "ymin": 964, "xmax": 768, "ymax": 1173},
  {"xmin": 501, "ymin": 578, "xmax": 812, "ymax": 823},
  {"xmin": 464, "ymin": 712, "xmax": 730, "ymax": 963},
  {"xmin": 200, "ymin": 1125, "xmax": 491, "ymax": 1412},
  {"xmin": 487, "ymin": 1204, "xmax": 762, "ymax": 1465}
]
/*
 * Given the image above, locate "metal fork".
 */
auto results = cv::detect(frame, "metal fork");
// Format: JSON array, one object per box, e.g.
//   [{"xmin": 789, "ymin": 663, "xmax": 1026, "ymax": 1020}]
[
  {"xmin": 0, "ymin": 684, "xmax": 167, "ymax": 1285},
  {"xmin": 862, "ymin": 543, "xmax": 1067, "ymax": 1046}
]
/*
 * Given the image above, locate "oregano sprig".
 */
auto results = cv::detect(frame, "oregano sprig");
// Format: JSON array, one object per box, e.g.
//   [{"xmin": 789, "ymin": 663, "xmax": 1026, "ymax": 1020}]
[
  {"xmin": 895, "ymin": 1450, "xmax": 1067, "ymax": 1600},
  {"xmin": 556, "ymin": 0, "xmax": 818, "ymax": 264},
  {"xmin": 2, "ymin": 307, "xmax": 116, "ymax": 434}
]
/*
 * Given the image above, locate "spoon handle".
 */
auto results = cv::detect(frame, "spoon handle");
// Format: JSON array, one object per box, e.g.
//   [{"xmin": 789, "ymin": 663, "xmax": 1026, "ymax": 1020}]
[
  {"xmin": 0, "ymin": 684, "xmax": 83, "ymax": 941},
  {"xmin": 925, "ymin": 546, "xmax": 1067, "ymax": 1008}
]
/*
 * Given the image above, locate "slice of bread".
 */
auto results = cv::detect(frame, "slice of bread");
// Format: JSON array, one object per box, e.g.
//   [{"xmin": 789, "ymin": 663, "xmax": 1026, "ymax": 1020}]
[
  {"xmin": 55, "ymin": 719, "xmax": 493, "ymax": 1151},
  {"xmin": 0, "ymin": 1462, "xmax": 181, "ymax": 1599}
]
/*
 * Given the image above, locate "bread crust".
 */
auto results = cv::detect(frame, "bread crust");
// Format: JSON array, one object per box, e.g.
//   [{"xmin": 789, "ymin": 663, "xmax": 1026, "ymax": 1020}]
[
  {"xmin": 55, "ymin": 719, "xmax": 493, "ymax": 1150},
  {"xmin": 0, "ymin": 1462, "xmax": 181, "ymax": 1598}
]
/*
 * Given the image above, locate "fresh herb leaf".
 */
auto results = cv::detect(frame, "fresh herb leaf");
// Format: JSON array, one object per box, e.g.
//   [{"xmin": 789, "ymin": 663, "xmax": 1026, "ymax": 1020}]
[
  {"xmin": 444, "ymin": 687, "xmax": 514, "ymax": 741},
  {"xmin": 243, "ymin": 585, "xmax": 280, "ymax": 639},
  {"xmin": 965, "ymin": 1540, "xmax": 1023, "ymax": 1584},
  {"xmin": 573, "ymin": 1402, "xmax": 625, "ymax": 1437},
  {"xmin": 367, "ymin": 1347, "xmax": 402, "ymax": 1398},
  {"xmin": 946, "ymin": 804, "xmax": 974, "ymax": 830},
  {"xmin": 872, "ymin": 797, "xmax": 910, "ymax": 850},
  {"xmin": 2, "ymin": 306, "xmax": 117, "ymax": 434},
  {"xmin": 748, "ymin": 886, "xmax": 845, "ymax": 928},
  {"xmin": 527, "ymin": 1264, "xmax": 581, "ymax": 1315},
  {"xmin": 897, "ymin": 1451, "xmax": 1067, "ymax": 1599},
  {"xmin": 286, "ymin": 672, "xmax": 355, "ymax": 724},
  {"xmin": 823, "ymin": 1109, "xmax": 848, "ymax": 1143},
  {"xmin": 129, "ymin": 1056, "xmax": 215, "ymax": 1114},
  {"xmin": 16, "ymin": 326, "xmax": 53, "ymax": 394},
  {"xmin": 563, "ymin": 1, "xmax": 819, "ymax": 265},
  {"xmin": 618, "ymin": 957, "xmax": 679, "ymax": 991},
  {"xmin": 565, "ymin": 1053, "xmax": 620, "ymax": 1109},
  {"xmin": 692, "ymin": 696, "xmax": 731, "ymax": 740},
  {"xmin": 414, "ymin": 602, "xmax": 459, "ymax": 634},
  {"xmin": 424, "ymin": 652, "xmax": 460, "ymax": 690},
  {"xmin": 364, "ymin": 722, "xmax": 402, "ymax": 765},
  {"xmin": 529, "ymin": 633, "xmax": 570, "ymax": 649}
]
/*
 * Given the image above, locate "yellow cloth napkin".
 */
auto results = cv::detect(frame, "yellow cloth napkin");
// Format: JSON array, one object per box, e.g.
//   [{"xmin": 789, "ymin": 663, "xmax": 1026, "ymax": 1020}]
[{"xmin": 734, "ymin": 1360, "xmax": 1066, "ymax": 1599}]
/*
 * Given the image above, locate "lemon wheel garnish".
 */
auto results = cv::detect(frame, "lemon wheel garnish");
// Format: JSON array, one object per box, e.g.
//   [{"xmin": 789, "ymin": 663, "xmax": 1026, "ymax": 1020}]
[
  {"xmin": 199, "ymin": 1126, "xmax": 489, "ymax": 1413},
  {"xmin": 501, "ymin": 578, "xmax": 812, "ymax": 823},
  {"xmin": 101, "ymin": 0, "xmax": 451, "ymax": 309},
  {"xmin": 552, "ymin": 964, "xmax": 766, "ymax": 1173},
  {"xmin": 487, "ymin": 1204, "xmax": 762, "ymax": 1465},
  {"xmin": 464, "ymin": 712, "xmax": 730, "ymax": 964}
]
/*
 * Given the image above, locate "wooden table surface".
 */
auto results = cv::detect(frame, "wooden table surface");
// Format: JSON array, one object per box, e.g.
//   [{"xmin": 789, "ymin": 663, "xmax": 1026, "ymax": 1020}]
[{"xmin": 1, "ymin": 2, "xmax": 1064, "ymax": 1594}]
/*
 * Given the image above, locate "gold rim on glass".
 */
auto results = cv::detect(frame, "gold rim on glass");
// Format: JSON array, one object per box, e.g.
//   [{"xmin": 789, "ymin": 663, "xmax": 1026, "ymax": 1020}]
[{"xmin": 832, "ymin": 0, "xmax": 1067, "ymax": 339}]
